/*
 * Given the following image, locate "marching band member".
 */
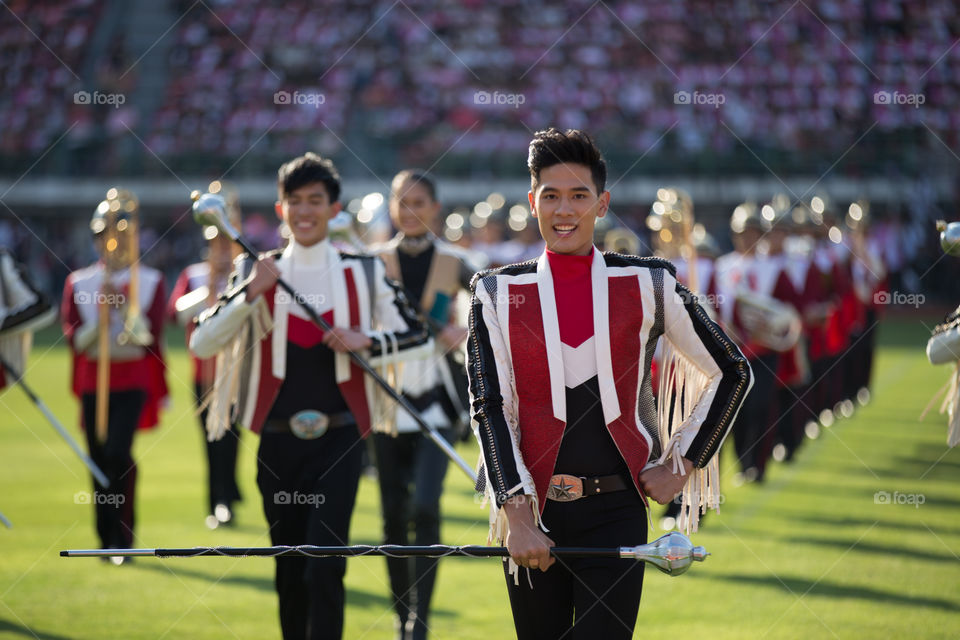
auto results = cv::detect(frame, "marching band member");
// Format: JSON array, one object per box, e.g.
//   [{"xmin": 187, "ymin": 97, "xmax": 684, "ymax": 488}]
[
  {"xmin": 61, "ymin": 188, "xmax": 167, "ymax": 561},
  {"xmin": 759, "ymin": 204, "xmax": 808, "ymax": 463},
  {"xmin": 714, "ymin": 203, "xmax": 784, "ymax": 482},
  {"xmin": 813, "ymin": 197, "xmax": 854, "ymax": 416},
  {"xmin": 845, "ymin": 201, "xmax": 886, "ymax": 403},
  {"xmin": 367, "ymin": 169, "xmax": 481, "ymax": 640},
  {"xmin": 468, "ymin": 129, "xmax": 751, "ymax": 638},
  {"xmin": 190, "ymin": 153, "xmax": 430, "ymax": 640},
  {"xmin": 168, "ymin": 181, "xmax": 244, "ymax": 529},
  {"xmin": 785, "ymin": 204, "xmax": 832, "ymax": 428}
]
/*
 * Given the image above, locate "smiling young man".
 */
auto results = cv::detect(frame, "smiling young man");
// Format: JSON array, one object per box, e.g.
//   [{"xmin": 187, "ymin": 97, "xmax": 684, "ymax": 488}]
[
  {"xmin": 467, "ymin": 128, "xmax": 752, "ymax": 638},
  {"xmin": 190, "ymin": 153, "xmax": 429, "ymax": 640}
]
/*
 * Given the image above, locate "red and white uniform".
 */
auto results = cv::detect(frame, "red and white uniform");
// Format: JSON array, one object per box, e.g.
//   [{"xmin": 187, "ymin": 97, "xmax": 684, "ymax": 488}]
[
  {"xmin": 190, "ymin": 240, "xmax": 431, "ymax": 437},
  {"xmin": 468, "ymin": 249, "xmax": 752, "ymax": 527},
  {"xmin": 61, "ymin": 263, "xmax": 167, "ymax": 429},
  {"xmin": 168, "ymin": 262, "xmax": 228, "ymax": 387}
]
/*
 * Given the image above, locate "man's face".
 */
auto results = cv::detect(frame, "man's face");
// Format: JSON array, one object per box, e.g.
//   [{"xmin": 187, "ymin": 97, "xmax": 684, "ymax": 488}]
[
  {"xmin": 390, "ymin": 179, "xmax": 439, "ymax": 237},
  {"xmin": 528, "ymin": 162, "xmax": 608, "ymax": 256},
  {"xmin": 275, "ymin": 182, "xmax": 341, "ymax": 247}
]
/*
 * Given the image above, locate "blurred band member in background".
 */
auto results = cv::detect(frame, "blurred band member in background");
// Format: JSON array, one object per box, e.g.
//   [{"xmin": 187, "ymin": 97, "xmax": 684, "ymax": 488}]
[
  {"xmin": 368, "ymin": 170, "xmax": 480, "ymax": 640},
  {"xmin": 61, "ymin": 189, "xmax": 167, "ymax": 562},
  {"xmin": 169, "ymin": 181, "xmax": 244, "ymax": 529}
]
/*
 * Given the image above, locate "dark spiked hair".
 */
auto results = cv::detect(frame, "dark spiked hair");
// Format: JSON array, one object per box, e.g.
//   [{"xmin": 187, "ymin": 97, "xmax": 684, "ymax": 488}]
[
  {"xmin": 391, "ymin": 169, "xmax": 437, "ymax": 202},
  {"xmin": 527, "ymin": 128, "xmax": 606, "ymax": 194},
  {"xmin": 277, "ymin": 152, "xmax": 341, "ymax": 202}
]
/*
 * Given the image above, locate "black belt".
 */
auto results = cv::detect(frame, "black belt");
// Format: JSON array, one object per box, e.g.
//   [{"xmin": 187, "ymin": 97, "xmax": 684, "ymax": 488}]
[
  {"xmin": 546, "ymin": 473, "xmax": 630, "ymax": 502},
  {"xmin": 262, "ymin": 411, "xmax": 355, "ymax": 435}
]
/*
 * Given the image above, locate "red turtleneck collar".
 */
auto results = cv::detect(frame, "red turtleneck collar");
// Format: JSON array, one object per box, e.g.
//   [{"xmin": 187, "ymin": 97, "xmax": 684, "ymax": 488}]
[{"xmin": 546, "ymin": 248, "xmax": 594, "ymax": 348}]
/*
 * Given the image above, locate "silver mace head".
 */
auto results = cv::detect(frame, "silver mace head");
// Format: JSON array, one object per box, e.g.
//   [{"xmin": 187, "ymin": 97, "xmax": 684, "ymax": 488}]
[
  {"xmin": 937, "ymin": 220, "xmax": 960, "ymax": 257},
  {"xmin": 191, "ymin": 190, "xmax": 240, "ymax": 241},
  {"xmin": 620, "ymin": 531, "xmax": 709, "ymax": 576}
]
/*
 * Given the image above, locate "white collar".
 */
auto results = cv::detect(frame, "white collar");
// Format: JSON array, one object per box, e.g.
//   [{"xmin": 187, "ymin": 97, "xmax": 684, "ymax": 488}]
[{"xmin": 284, "ymin": 239, "xmax": 330, "ymax": 267}]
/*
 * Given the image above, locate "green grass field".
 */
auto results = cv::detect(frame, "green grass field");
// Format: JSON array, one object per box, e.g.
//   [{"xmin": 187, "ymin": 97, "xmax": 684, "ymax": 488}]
[{"xmin": 1, "ymin": 318, "xmax": 958, "ymax": 639}]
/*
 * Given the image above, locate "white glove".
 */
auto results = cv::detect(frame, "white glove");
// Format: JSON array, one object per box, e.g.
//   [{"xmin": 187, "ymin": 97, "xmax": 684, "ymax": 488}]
[{"xmin": 74, "ymin": 322, "xmax": 98, "ymax": 352}]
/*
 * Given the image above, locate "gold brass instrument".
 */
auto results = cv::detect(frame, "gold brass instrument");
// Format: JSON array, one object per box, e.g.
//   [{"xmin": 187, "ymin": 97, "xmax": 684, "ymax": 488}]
[
  {"xmin": 734, "ymin": 287, "xmax": 802, "ymax": 351},
  {"xmin": 728, "ymin": 199, "xmax": 802, "ymax": 351},
  {"xmin": 603, "ymin": 228, "xmax": 641, "ymax": 255},
  {"xmin": 93, "ymin": 198, "xmax": 114, "ymax": 445},
  {"xmin": 92, "ymin": 188, "xmax": 150, "ymax": 444},
  {"xmin": 647, "ymin": 187, "xmax": 699, "ymax": 292}
]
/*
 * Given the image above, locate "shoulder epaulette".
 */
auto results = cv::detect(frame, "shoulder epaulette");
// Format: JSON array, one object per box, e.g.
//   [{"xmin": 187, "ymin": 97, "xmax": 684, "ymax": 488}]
[
  {"xmin": 469, "ymin": 258, "xmax": 539, "ymax": 292},
  {"xmin": 602, "ymin": 252, "xmax": 677, "ymax": 275}
]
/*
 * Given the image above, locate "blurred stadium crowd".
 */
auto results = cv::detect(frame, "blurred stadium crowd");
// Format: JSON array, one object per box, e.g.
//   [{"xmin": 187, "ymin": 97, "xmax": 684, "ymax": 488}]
[{"xmin": 1, "ymin": 0, "xmax": 958, "ymax": 176}]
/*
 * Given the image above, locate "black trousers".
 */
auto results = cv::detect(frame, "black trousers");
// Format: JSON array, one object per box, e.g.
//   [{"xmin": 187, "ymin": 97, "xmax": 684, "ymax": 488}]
[
  {"xmin": 505, "ymin": 489, "xmax": 647, "ymax": 640},
  {"xmin": 194, "ymin": 382, "xmax": 241, "ymax": 514},
  {"xmin": 808, "ymin": 356, "xmax": 831, "ymax": 416},
  {"xmin": 732, "ymin": 353, "xmax": 778, "ymax": 477},
  {"xmin": 371, "ymin": 428, "xmax": 452, "ymax": 636},
  {"xmin": 776, "ymin": 384, "xmax": 806, "ymax": 459},
  {"xmin": 81, "ymin": 390, "xmax": 145, "ymax": 549},
  {"xmin": 847, "ymin": 309, "xmax": 878, "ymax": 397},
  {"xmin": 256, "ymin": 425, "xmax": 364, "ymax": 640}
]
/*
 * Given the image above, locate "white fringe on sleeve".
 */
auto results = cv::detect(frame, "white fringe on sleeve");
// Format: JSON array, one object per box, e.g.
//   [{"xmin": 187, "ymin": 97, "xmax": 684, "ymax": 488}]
[
  {"xmin": 920, "ymin": 362, "xmax": 960, "ymax": 448},
  {"xmin": 200, "ymin": 298, "xmax": 272, "ymax": 441},
  {"xmin": 656, "ymin": 337, "xmax": 722, "ymax": 534}
]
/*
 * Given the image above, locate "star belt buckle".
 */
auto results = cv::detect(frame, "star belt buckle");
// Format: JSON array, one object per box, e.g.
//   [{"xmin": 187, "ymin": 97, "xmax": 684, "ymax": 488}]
[
  {"xmin": 547, "ymin": 474, "xmax": 583, "ymax": 502},
  {"xmin": 289, "ymin": 410, "xmax": 329, "ymax": 440}
]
